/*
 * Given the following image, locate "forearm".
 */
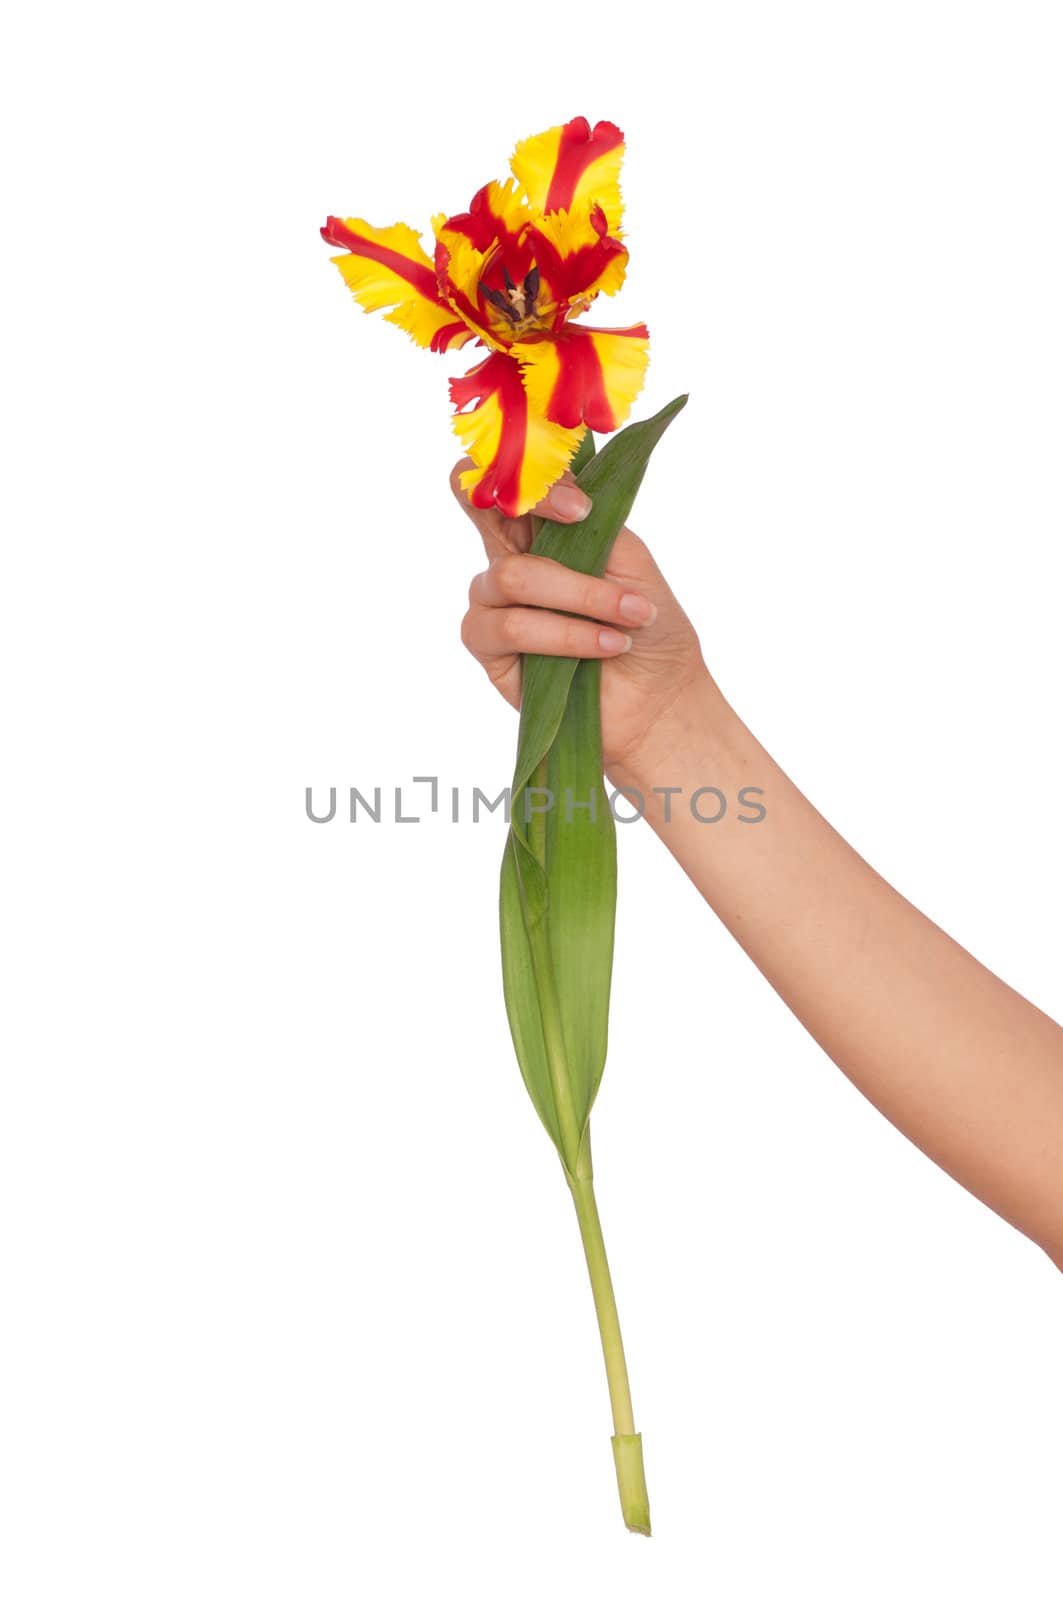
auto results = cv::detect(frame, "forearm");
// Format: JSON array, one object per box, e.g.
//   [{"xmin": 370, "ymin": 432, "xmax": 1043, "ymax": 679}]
[{"xmin": 611, "ymin": 677, "xmax": 1063, "ymax": 1264}]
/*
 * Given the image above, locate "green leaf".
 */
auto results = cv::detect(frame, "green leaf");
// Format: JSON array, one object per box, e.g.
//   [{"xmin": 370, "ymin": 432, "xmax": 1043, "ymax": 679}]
[
  {"xmin": 499, "ymin": 828, "xmax": 561, "ymax": 1148},
  {"xmin": 499, "ymin": 395, "xmax": 687, "ymax": 1172},
  {"xmin": 508, "ymin": 394, "xmax": 689, "ymax": 806},
  {"xmin": 544, "ymin": 656, "xmax": 616, "ymax": 1132}
]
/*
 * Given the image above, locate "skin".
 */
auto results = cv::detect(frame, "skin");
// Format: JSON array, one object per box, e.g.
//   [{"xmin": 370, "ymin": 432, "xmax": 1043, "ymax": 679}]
[{"xmin": 452, "ymin": 460, "xmax": 1063, "ymax": 1273}]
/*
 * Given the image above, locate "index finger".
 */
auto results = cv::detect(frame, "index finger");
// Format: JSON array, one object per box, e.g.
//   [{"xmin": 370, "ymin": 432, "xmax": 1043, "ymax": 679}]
[{"xmin": 449, "ymin": 460, "xmax": 593, "ymax": 559}]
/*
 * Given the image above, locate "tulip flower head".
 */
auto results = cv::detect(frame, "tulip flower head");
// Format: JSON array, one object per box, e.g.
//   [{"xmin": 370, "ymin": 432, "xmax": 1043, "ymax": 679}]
[{"xmin": 321, "ymin": 117, "xmax": 650, "ymax": 516}]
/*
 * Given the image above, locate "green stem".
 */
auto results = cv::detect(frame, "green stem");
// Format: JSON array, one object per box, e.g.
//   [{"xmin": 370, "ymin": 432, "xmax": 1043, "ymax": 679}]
[
  {"xmin": 567, "ymin": 1160, "xmax": 634, "ymax": 1433},
  {"xmin": 523, "ymin": 759, "xmax": 650, "ymax": 1533},
  {"xmin": 567, "ymin": 1155, "xmax": 651, "ymax": 1536}
]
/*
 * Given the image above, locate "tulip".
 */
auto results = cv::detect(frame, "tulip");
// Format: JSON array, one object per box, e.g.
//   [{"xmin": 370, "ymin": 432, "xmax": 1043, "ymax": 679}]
[
  {"xmin": 321, "ymin": 116, "xmax": 650, "ymax": 516},
  {"xmin": 322, "ymin": 120, "xmax": 686, "ymax": 1533}
]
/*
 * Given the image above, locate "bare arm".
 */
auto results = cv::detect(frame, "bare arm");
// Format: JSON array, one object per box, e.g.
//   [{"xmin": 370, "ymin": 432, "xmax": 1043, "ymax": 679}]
[
  {"xmin": 453, "ymin": 464, "xmax": 1063, "ymax": 1269},
  {"xmin": 611, "ymin": 680, "xmax": 1063, "ymax": 1268}
]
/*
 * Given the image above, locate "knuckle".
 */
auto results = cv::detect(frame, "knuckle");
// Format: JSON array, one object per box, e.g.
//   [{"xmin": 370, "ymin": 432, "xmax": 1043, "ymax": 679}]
[
  {"xmin": 565, "ymin": 618, "xmax": 591, "ymax": 655},
  {"xmin": 498, "ymin": 608, "xmax": 524, "ymax": 648},
  {"xmin": 459, "ymin": 609, "xmax": 477, "ymax": 651},
  {"xmin": 449, "ymin": 457, "xmax": 473, "ymax": 501},
  {"xmin": 494, "ymin": 553, "xmax": 526, "ymax": 599},
  {"xmin": 618, "ymin": 524, "xmax": 650, "ymax": 561}
]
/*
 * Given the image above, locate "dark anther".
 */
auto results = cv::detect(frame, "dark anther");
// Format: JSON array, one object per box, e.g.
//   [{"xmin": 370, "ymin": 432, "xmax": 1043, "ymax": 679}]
[
  {"xmin": 502, "ymin": 265, "xmax": 517, "ymax": 294},
  {"xmin": 523, "ymin": 266, "xmax": 540, "ymax": 310},
  {"xmin": 481, "ymin": 283, "xmax": 519, "ymax": 323}
]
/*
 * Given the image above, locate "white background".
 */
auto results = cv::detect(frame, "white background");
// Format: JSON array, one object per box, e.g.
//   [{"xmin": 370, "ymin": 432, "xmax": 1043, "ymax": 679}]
[{"xmin": 2, "ymin": 2, "xmax": 1061, "ymax": 1595}]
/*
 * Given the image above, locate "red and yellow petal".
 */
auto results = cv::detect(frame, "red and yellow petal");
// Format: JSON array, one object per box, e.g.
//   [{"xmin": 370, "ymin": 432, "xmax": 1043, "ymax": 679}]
[
  {"xmin": 321, "ymin": 216, "xmax": 476, "ymax": 352},
  {"xmin": 450, "ymin": 350, "xmax": 585, "ymax": 517},
  {"xmin": 526, "ymin": 203, "xmax": 628, "ymax": 316},
  {"xmin": 513, "ymin": 324, "xmax": 650, "ymax": 435},
  {"xmin": 434, "ymin": 185, "xmax": 545, "ymax": 350},
  {"xmin": 511, "ymin": 117, "xmax": 625, "ymax": 233},
  {"xmin": 437, "ymin": 178, "xmax": 533, "ymax": 256},
  {"xmin": 431, "ymin": 219, "xmax": 502, "ymax": 348}
]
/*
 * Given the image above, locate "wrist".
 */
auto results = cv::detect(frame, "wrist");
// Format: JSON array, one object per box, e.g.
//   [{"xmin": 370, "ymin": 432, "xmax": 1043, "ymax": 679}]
[{"xmin": 606, "ymin": 669, "xmax": 737, "ymax": 798}]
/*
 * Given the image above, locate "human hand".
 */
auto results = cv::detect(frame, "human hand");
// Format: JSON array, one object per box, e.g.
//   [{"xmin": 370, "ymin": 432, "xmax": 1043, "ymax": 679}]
[{"xmin": 451, "ymin": 458, "xmax": 713, "ymax": 782}]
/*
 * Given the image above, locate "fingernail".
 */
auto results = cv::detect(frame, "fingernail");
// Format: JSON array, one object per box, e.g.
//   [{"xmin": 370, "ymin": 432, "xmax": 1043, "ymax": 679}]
[
  {"xmin": 598, "ymin": 628, "xmax": 632, "ymax": 653},
  {"xmin": 618, "ymin": 593, "xmax": 657, "ymax": 624},
  {"xmin": 549, "ymin": 484, "xmax": 592, "ymax": 521}
]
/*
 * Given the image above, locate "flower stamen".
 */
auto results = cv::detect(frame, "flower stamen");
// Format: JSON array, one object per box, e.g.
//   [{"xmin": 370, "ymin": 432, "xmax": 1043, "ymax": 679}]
[{"xmin": 482, "ymin": 264, "xmax": 544, "ymax": 332}]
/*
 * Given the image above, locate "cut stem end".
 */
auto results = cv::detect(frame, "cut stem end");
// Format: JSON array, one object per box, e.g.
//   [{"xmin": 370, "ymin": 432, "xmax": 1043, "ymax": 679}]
[{"xmin": 612, "ymin": 1433, "xmax": 651, "ymax": 1536}]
